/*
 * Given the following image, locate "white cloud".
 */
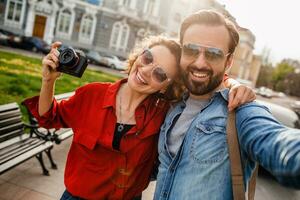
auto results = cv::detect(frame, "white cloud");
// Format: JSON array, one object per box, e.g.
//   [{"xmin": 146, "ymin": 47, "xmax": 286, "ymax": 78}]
[{"xmin": 218, "ymin": 0, "xmax": 300, "ymax": 64}]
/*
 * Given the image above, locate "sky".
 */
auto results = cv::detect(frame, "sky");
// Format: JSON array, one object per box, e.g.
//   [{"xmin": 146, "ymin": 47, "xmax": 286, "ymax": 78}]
[{"xmin": 218, "ymin": 0, "xmax": 300, "ymax": 64}]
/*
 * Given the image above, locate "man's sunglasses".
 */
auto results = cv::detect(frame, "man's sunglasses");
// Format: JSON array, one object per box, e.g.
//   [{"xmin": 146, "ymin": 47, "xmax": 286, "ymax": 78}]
[
  {"xmin": 182, "ymin": 43, "xmax": 231, "ymax": 64},
  {"xmin": 140, "ymin": 49, "xmax": 171, "ymax": 83}
]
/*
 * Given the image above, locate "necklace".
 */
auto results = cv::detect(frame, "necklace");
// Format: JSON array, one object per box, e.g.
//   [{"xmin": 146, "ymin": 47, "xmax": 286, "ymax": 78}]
[{"xmin": 117, "ymin": 86, "xmax": 135, "ymax": 132}]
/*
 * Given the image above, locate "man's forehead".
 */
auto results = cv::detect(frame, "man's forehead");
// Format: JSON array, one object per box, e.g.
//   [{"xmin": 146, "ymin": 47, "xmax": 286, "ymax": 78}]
[{"xmin": 182, "ymin": 24, "xmax": 230, "ymax": 52}]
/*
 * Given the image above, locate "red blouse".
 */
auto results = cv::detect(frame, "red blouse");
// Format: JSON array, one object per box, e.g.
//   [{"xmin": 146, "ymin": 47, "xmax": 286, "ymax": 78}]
[{"xmin": 23, "ymin": 79, "xmax": 169, "ymax": 200}]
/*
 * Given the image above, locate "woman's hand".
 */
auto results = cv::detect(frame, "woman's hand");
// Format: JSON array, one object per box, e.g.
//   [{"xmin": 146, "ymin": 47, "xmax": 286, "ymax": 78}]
[
  {"xmin": 42, "ymin": 41, "xmax": 62, "ymax": 82},
  {"xmin": 228, "ymin": 84, "xmax": 256, "ymax": 111}
]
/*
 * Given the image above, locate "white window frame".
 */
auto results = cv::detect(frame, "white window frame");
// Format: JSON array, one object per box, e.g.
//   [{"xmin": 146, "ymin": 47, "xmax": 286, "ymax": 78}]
[
  {"xmin": 119, "ymin": 0, "xmax": 136, "ymax": 9},
  {"xmin": 4, "ymin": 0, "xmax": 26, "ymax": 28},
  {"xmin": 56, "ymin": 7, "xmax": 75, "ymax": 40},
  {"xmin": 78, "ymin": 13, "xmax": 97, "ymax": 44},
  {"xmin": 109, "ymin": 21, "xmax": 130, "ymax": 52},
  {"xmin": 143, "ymin": 0, "xmax": 160, "ymax": 16}
]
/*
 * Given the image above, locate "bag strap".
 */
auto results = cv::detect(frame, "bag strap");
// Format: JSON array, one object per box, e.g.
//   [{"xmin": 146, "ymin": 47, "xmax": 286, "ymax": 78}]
[
  {"xmin": 226, "ymin": 112, "xmax": 258, "ymax": 200},
  {"xmin": 227, "ymin": 112, "xmax": 246, "ymax": 200}
]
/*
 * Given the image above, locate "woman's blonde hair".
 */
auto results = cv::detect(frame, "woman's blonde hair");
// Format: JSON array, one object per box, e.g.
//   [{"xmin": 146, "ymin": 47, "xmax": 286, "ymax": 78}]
[{"xmin": 126, "ymin": 35, "xmax": 185, "ymax": 102}]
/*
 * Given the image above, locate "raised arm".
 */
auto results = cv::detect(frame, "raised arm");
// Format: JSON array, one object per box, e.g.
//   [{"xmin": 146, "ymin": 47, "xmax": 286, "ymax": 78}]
[
  {"xmin": 236, "ymin": 103, "xmax": 300, "ymax": 188},
  {"xmin": 39, "ymin": 42, "xmax": 62, "ymax": 116}
]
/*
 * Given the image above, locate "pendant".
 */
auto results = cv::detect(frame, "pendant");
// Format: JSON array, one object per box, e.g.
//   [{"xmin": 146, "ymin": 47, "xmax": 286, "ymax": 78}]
[{"xmin": 118, "ymin": 124, "xmax": 124, "ymax": 132}]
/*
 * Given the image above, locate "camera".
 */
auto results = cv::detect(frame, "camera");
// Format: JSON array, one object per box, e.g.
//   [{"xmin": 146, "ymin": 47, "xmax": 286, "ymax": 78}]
[{"xmin": 57, "ymin": 46, "xmax": 88, "ymax": 78}]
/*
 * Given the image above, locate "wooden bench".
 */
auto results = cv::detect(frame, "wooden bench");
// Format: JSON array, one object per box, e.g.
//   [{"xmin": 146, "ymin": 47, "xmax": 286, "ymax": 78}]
[
  {"xmin": 0, "ymin": 102, "xmax": 53, "ymax": 176},
  {"xmin": 22, "ymin": 92, "xmax": 74, "ymax": 169}
]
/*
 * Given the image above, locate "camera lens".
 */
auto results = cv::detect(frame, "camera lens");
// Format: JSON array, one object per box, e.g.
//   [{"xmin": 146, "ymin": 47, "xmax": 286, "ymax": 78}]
[{"xmin": 59, "ymin": 48, "xmax": 79, "ymax": 68}]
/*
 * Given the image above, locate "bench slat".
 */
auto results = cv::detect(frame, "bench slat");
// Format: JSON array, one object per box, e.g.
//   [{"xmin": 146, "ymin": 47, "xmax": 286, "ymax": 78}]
[
  {"xmin": 0, "ymin": 137, "xmax": 40, "ymax": 156},
  {"xmin": 0, "ymin": 139, "xmax": 47, "ymax": 164},
  {"xmin": 0, "ymin": 122, "xmax": 23, "ymax": 135},
  {"xmin": 0, "ymin": 103, "xmax": 19, "ymax": 113},
  {"xmin": 0, "ymin": 110, "xmax": 20, "ymax": 120},
  {"xmin": 0, "ymin": 134, "xmax": 29, "ymax": 150},
  {"xmin": 0, "ymin": 128, "xmax": 23, "ymax": 143},
  {"xmin": 0, "ymin": 141, "xmax": 53, "ymax": 174},
  {"xmin": 0, "ymin": 115, "xmax": 22, "ymax": 127}
]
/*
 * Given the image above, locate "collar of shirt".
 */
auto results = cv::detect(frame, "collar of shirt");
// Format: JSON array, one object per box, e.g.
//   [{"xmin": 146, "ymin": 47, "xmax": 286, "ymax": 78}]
[{"xmin": 181, "ymin": 88, "xmax": 230, "ymax": 104}]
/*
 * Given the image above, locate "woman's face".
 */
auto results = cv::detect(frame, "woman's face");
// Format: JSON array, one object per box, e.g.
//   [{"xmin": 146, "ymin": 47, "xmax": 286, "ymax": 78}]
[{"xmin": 128, "ymin": 45, "xmax": 178, "ymax": 95}]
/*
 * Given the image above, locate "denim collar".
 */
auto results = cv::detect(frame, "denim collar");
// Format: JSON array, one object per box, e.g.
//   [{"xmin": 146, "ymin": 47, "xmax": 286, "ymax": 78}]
[{"xmin": 181, "ymin": 88, "xmax": 229, "ymax": 104}]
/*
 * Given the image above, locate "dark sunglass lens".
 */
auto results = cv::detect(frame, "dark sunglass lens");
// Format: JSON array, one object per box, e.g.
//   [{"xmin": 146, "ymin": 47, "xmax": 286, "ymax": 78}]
[
  {"xmin": 205, "ymin": 48, "xmax": 224, "ymax": 62},
  {"xmin": 153, "ymin": 67, "xmax": 168, "ymax": 82},
  {"xmin": 142, "ymin": 50, "xmax": 153, "ymax": 65},
  {"xmin": 183, "ymin": 44, "xmax": 199, "ymax": 57}
]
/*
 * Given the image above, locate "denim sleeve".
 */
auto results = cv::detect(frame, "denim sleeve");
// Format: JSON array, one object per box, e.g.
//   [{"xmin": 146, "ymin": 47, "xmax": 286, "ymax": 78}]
[{"xmin": 236, "ymin": 102, "xmax": 300, "ymax": 188}]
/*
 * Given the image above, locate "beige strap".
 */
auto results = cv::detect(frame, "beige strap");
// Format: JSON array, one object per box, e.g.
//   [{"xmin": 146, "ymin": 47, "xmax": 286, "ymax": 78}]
[
  {"xmin": 248, "ymin": 165, "xmax": 258, "ymax": 200},
  {"xmin": 227, "ymin": 112, "xmax": 258, "ymax": 200},
  {"xmin": 226, "ymin": 112, "xmax": 246, "ymax": 200}
]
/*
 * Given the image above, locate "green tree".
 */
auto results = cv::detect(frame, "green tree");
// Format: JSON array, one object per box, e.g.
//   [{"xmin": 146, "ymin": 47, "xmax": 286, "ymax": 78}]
[
  {"xmin": 285, "ymin": 73, "xmax": 300, "ymax": 97},
  {"xmin": 271, "ymin": 62, "xmax": 294, "ymax": 91}
]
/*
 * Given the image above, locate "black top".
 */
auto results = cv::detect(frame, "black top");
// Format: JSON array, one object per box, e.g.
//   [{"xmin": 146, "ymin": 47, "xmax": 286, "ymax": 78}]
[{"xmin": 113, "ymin": 123, "xmax": 134, "ymax": 150}]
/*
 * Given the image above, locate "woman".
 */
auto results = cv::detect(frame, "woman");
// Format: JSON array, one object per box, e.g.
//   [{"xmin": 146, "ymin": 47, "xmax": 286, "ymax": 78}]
[{"xmin": 24, "ymin": 36, "xmax": 255, "ymax": 200}]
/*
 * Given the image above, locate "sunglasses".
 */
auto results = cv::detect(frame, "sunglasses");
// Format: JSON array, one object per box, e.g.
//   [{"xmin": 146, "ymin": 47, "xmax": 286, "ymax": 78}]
[
  {"xmin": 139, "ymin": 49, "xmax": 172, "ymax": 83},
  {"xmin": 182, "ymin": 43, "xmax": 231, "ymax": 64}
]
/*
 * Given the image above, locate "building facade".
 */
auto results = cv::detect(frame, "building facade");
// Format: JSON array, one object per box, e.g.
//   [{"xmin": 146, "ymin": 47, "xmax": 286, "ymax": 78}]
[{"xmin": 0, "ymin": 0, "xmax": 164, "ymax": 57}]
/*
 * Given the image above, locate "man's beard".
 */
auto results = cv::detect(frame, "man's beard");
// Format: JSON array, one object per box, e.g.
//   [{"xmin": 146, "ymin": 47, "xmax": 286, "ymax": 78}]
[{"xmin": 182, "ymin": 66, "xmax": 225, "ymax": 96}]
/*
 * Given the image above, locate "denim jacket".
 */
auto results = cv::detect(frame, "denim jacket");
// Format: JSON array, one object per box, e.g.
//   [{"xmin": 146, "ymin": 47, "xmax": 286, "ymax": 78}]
[{"xmin": 154, "ymin": 89, "xmax": 300, "ymax": 200}]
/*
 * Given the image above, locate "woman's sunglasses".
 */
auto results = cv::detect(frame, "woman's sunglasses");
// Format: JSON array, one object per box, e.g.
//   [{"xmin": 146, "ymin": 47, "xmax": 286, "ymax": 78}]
[
  {"xmin": 139, "ymin": 49, "xmax": 172, "ymax": 83},
  {"xmin": 182, "ymin": 43, "xmax": 231, "ymax": 64}
]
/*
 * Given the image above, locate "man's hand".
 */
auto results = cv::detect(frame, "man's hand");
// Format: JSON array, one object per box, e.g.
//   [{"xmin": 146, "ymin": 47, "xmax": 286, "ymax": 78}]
[{"xmin": 228, "ymin": 84, "xmax": 256, "ymax": 111}]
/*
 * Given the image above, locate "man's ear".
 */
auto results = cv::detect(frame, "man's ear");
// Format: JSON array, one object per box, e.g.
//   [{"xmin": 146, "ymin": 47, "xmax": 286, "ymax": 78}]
[{"xmin": 225, "ymin": 54, "xmax": 234, "ymax": 71}]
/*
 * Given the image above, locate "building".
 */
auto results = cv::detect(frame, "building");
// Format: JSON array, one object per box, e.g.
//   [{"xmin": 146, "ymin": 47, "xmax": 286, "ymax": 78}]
[
  {"xmin": 0, "ymin": 0, "xmax": 164, "ymax": 58},
  {"xmin": 230, "ymin": 27, "xmax": 262, "ymax": 87}
]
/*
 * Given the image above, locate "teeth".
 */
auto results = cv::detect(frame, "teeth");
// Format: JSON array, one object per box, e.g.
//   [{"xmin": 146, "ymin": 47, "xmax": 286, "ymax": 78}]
[
  {"xmin": 137, "ymin": 72, "xmax": 147, "ymax": 84},
  {"xmin": 192, "ymin": 71, "xmax": 208, "ymax": 78}
]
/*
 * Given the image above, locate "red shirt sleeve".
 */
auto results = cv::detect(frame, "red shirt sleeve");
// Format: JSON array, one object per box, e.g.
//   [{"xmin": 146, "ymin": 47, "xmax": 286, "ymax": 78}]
[{"xmin": 23, "ymin": 85, "xmax": 87, "ymax": 129}]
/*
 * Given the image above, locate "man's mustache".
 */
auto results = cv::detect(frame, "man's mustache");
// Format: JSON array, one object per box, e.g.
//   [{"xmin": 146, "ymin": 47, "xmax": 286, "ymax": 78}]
[{"xmin": 186, "ymin": 65, "xmax": 213, "ymax": 76}]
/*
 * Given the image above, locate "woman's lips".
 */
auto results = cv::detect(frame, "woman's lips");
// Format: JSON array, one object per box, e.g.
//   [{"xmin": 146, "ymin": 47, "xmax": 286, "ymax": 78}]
[{"xmin": 135, "ymin": 69, "xmax": 148, "ymax": 85}]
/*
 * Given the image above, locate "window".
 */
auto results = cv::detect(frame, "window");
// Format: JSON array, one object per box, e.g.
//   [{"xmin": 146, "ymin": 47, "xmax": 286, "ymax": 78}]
[
  {"xmin": 4, "ymin": 0, "xmax": 26, "ymax": 27},
  {"xmin": 119, "ymin": 0, "xmax": 136, "ymax": 9},
  {"xmin": 109, "ymin": 21, "xmax": 130, "ymax": 52},
  {"xmin": 143, "ymin": 0, "xmax": 159, "ymax": 16},
  {"xmin": 79, "ymin": 14, "xmax": 96, "ymax": 44},
  {"xmin": 56, "ymin": 8, "xmax": 75, "ymax": 39}
]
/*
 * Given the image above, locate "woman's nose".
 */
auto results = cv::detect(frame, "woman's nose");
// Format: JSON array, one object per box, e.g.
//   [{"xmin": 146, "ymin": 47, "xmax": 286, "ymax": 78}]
[{"xmin": 139, "ymin": 64, "xmax": 152, "ymax": 78}]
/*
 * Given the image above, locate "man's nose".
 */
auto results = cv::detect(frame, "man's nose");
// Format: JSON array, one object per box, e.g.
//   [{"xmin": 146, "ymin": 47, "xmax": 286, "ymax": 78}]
[{"xmin": 193, "ymin": 51, "xmax": 207, "ymax": 67}]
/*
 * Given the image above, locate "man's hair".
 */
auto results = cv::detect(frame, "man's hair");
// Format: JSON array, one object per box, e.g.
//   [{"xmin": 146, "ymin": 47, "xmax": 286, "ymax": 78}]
[{"xmin": 180, "ymin": 10, "xmax": 239, "ymax": 54}]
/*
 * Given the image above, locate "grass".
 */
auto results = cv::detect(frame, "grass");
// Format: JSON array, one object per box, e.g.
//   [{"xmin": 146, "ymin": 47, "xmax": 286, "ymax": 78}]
[{"xmin": 0, "ymin": 50, "xmax": 122, "ymax": 120}]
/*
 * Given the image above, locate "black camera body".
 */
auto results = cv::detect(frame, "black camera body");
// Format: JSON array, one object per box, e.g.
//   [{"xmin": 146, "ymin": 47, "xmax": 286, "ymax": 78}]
[{"xmin": 57, "ymin": 46, "xmax": 88, "ymax": 78}]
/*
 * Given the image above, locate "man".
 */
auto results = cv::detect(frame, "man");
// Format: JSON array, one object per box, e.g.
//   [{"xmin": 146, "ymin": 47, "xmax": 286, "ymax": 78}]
[{"xmin": 154, "ymin": 10, "xmax": 300, "ymax": 200}]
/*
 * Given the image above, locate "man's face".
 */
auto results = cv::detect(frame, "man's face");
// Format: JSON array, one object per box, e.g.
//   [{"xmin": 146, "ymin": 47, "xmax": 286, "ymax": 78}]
[{"xmin": 180, "ymin": 24, "xmax": 232, "ymax": 96}]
